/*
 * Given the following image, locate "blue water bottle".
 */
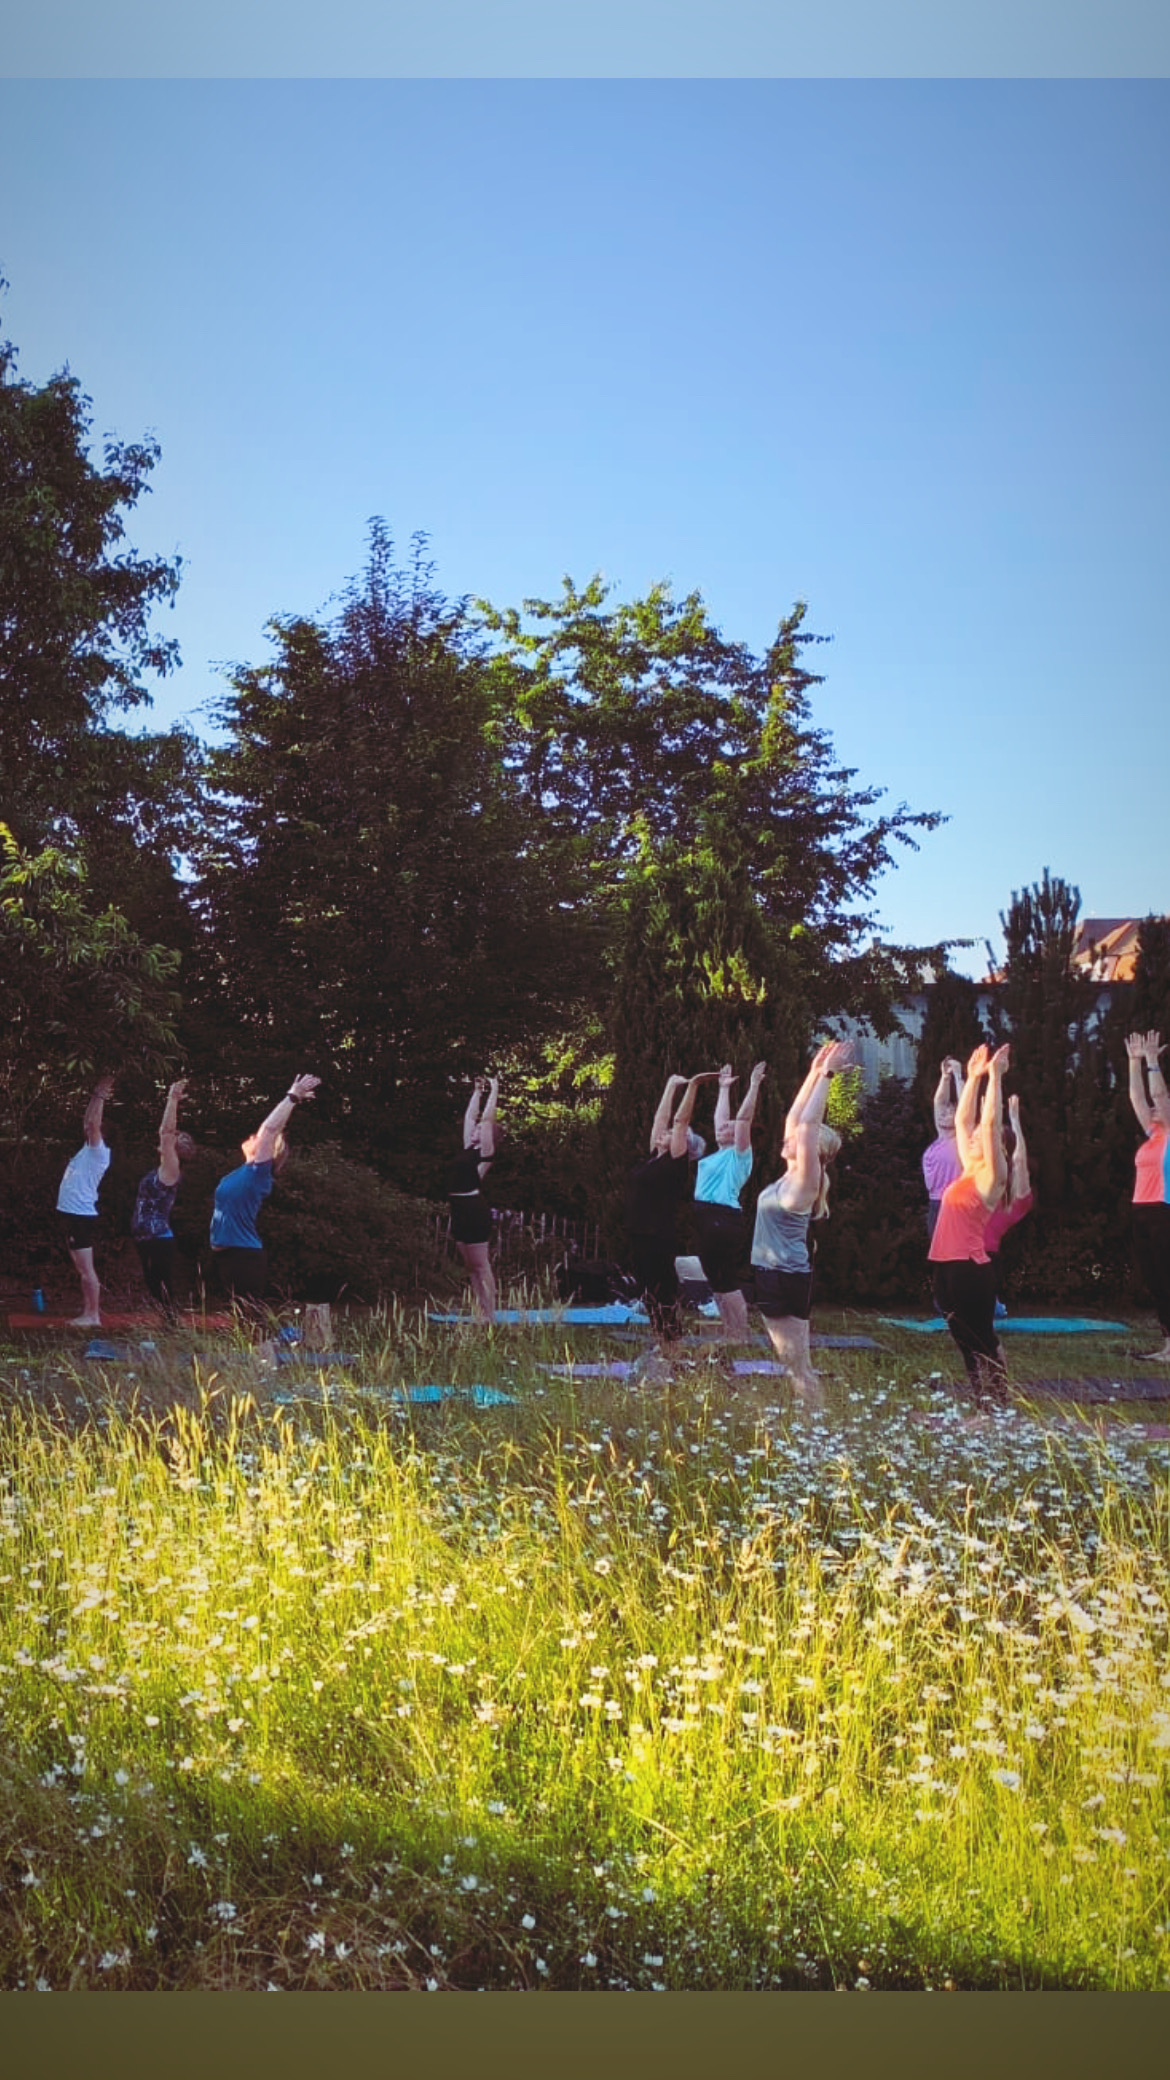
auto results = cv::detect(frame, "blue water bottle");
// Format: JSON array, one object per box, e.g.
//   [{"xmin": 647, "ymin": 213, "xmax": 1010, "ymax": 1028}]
[{"xmin": 32, "ymin": 1287, "xmax": 46, "ymax": 1314}]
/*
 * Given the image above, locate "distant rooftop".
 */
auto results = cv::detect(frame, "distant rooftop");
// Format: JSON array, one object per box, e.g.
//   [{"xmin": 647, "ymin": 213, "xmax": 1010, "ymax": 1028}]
[{"xmin": 980, "ymin": 914, "xmax": 1168, "ymax": 987}]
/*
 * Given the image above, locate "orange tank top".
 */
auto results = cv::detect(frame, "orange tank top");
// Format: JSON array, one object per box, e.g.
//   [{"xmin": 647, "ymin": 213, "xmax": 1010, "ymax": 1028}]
[
  {"xmin": 928, "ymin": 1172, "xmax": 992, "ymax": 1265},
  {"xmin": 1134, "ymin": 1126, "xmax": 1170, "ymax": 1206}
]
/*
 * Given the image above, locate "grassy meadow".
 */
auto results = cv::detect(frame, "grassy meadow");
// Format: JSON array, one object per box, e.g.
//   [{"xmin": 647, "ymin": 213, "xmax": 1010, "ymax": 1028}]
[{"xmin": 1, "ymin": 1294, "xmax": 1168, "ymax": 1992}]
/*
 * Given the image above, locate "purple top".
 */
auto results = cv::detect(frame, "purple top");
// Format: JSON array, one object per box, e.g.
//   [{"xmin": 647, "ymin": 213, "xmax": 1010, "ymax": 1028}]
[{"xmin": 922, "ymin": 1134, "xmax": 963, "ymax": 1201}]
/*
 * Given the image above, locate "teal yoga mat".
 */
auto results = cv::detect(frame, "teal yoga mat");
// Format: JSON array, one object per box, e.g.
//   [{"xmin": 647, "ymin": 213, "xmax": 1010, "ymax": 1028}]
[
  {"xmin": 393, "ymin": 1384, "xmax": 517, "ymax": 1406},
  {"xmin": 881, "ymin": 1316, "xmax": 1129, "ymax": 1334},
  {"xmin": 429, "ymin": 1305, "xmax": 649, "ymax": 1326}
]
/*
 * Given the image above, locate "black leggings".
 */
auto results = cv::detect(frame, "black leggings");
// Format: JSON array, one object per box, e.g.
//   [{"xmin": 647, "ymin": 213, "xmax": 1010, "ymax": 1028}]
[
  {"xmin": 628, "ymin": 1235, "xmax": 682, "ymax": 1340},
  {"xmin": 1133, "ymin": 1204, "xmax": 1170, "ymax": 1335},
  {"xmin": 932, "ymin": 1258, "xmax": 1007, "ymax": 1402},
  {"xmin": 135, "ymin": 1237, "xmax": 178, "ymax": 1307}
]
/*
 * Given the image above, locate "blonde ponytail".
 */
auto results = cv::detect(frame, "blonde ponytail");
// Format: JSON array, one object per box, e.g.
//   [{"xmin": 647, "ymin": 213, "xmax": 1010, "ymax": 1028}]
[{"xmin": 813, "ymin": 1126, "xmax": 842, "ymax": 1221}]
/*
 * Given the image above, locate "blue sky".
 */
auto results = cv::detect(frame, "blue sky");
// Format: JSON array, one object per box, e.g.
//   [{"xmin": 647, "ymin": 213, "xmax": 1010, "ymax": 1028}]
[{"xmin": 2, "ymin": 80, "xmax": 1167, "ymax": 974}]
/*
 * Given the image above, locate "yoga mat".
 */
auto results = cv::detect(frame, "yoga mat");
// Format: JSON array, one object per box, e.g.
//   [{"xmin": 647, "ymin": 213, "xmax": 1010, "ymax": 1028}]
[
  {"xmin": 275, "ymin": 1349, "xmax": 357, "ymax": 1367},
  {"xmin": 1014, "ymin": 1377, "xmax": 1170, "ymax": 1403},
  {"xmin": 541, "ymin": 1362, "xmax": 633, "ymax": 1378},
  {"xmin": 392, "ymin": 1384, "xmax": 517, "ymax": 1406},
  {"xmin": 9, "ymin": 1312, "xmax": 237, "ymax": 1331},
  {"xmin": 880, "ymin": 1316, "xmax": 1130, "ymax": 1334},
  {"xmin": 428, "ymin": 1304, "xmax": 650, "ymax": 1326}
]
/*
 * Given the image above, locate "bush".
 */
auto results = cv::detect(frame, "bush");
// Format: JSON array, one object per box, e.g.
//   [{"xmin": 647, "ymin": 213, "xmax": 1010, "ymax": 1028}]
[
  {"xmin": 815, "ymin": 1077, "xmax": 933, "ymax": 1305},
  {"xmin": 0, "ymin": 1138, "xmax": 450, "ymax": 1308}
]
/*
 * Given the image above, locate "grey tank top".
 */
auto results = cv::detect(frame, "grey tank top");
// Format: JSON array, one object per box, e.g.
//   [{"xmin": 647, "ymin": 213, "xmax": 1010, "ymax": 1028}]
[{"xmin": 751, "ymin": 1185, "xmax": 812, "ymax": 1273}]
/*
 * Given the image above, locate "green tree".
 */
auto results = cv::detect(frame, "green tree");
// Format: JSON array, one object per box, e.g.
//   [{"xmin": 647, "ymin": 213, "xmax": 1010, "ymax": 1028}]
[
  {"xmin": 987, "ymin": 869, "xmax": 1117, "ymax": 1291},
  {"xmin": 0, "ymin": 295, "xmax": 192, "ymax": 845},
  {"xmin": 0, "ymin": 291, "xmax": 200, "ymax": 999},
  {"xmin": 911, "ymin": 965, "xmax": 988, "ymax": 1123},
  {"xmin": 594, "ymin": 841, "xmax": 807, "ymax": 1246},
  {"xmin": 816, "ymin": 1074, "xmax": 932, "ymax": 1305},
  {"xmin": 191, "ymin": 527, "xmax": 593, "ymax": 1185},
  {"xmin": 0, "ymin": 823, "xmax": 180, "ymax": 1148},
  {"xmin": 479, "ymin": 576, "xmax": 944, "ymax": 1034}
]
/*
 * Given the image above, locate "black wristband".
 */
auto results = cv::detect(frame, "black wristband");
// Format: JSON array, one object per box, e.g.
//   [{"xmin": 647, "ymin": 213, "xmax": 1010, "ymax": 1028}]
[{"xmin": 285, "ymin": 1092, "xmax": 302, "ymax": 1105}]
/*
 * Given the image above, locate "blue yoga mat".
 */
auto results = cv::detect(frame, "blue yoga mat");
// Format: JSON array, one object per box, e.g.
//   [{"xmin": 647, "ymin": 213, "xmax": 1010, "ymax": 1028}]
[
  {"xmin": 881, "ymin": 1316, "xmax": 1129, "ymax": 1334},
  {"xmin": 429, "ymin": 1304, "xmax": 649, "ymax": 1326},
  {"xmin": 393, "ymin": 1384, "xmax": 517, "ymax": 1406},
  {"xmin": 275, "ymin": 1349, "xmax": 357, "ymax": 1367}
]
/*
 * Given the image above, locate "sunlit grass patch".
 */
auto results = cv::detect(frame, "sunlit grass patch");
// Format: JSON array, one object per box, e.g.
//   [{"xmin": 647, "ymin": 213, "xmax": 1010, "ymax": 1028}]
[{"xmin": 0, "ymin": 1305, "xmax": 1168, "ymax": 1989}]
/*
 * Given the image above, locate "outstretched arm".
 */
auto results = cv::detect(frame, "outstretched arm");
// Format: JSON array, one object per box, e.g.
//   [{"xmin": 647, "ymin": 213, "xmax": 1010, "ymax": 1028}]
[
  {"xmin": 1142, "ymin": 1032, "xmax": 1170, "ymax": 1133},
  {"xmin": 972, "ymin": 1046, "xmax": 1009, "ymax": 1209},
  {"xmin": 714, "ymin": 1065, "xmax": 736, "ymax": 1142},
  {"xmin": 649, "ymin": 1074, "xmax": 687, "ymax": 1152},
  {"xmin": 1007, "ymin": 1093, "xmax": 1030, "ymax": 1201},
  {"xmin": 785, "ymin": 1041, "xmax": 853, "ymax": 1137},
  {"xmin": 476, "ymin": 1077, "xmax": 500, "ymax": 1168},
  {"xmin": 463, "ymin": 1077, "xmax": 486, "ymax": 1149},
  {"xmin": 669, "ymin": 1072, "xmax": 720, "ymax": 1159},
  {"xmin": 157, "ymin": 1079, "xmax": 188, "ymax": 1189},
  {"xmin": 954, "ymin": 1044, "xmax": 988, "ymax": 1170},
  {"xmin": 252, "ymin": 1073, "xmax": 320, "ymax": 1163},
  {"xmin": 933, "ymin": 1057, "xmax": 964, "ymax": 1132},
  {"xmin": 1125, "ymin": 1033, "xmax": 1154, "ymax": 1135},
  {"xmin": 734, "ymin": 1062, "xmax": 767, "ymax": 1154},
  {"xmin": 781, "ymin": 1056, "xmax": 840, "ymax": 1212},
  {"xmin": 83, "ymin": 1075, "xmax": 114, "ymax": 1148}
]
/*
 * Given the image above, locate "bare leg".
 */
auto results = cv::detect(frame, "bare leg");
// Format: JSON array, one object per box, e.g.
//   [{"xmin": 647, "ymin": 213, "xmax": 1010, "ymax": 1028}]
[
  {"xmin": 68, "ymin": 1246, "xmax": 102, "ymax": 1327},
  {"xmin": 457, "ymin": 1241, "xmax": 496, "ymax": 1324},
  {"xmin": 715, "ymin": 1288, "xmax": 750, "ymax": 1343},
  {"xmin": 761, "ymin": 1314, "xmax": 822, "ymax": 1398}
]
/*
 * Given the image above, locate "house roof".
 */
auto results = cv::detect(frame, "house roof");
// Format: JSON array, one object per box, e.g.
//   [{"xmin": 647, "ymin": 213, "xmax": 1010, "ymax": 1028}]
[{"xmin": 1073, "ymin": 917, "xmax": 1146, "ymax": 982}]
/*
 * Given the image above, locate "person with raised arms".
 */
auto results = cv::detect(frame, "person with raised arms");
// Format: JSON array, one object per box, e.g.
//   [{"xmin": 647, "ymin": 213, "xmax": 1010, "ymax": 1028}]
[
  {"xmin": 983, "ymin": 1091, "xmax": 1033, "ymax": 1319},
  {"xmin": 625, "ymin": 1070, "xmax": 717, "ymax": 1342},
  {"xmin": 447, "ymin": 1075, "xmax": 499, "ymax": 1323},
  {"xmin": 56, "ymin": 1073, "xmax": 115, "ymax": 1327},
  {"xmin": 1125, "ymin": 1030, "xmax": 1170, "ymax": 1363},
  {"xmin": 927, "ymin": 1042, "xmax": 1012, "ymax": 1408},
  {"xmin": 693, "ymin": 1061, "xmax": 767, "ymax": 1344},
  {"xmin": 131, "ymin": 1080, "xmax": 196, "ymax": 1313},
  {"xmin": 750, "ymin": 1040, "xmax": 852, "ymax": 1397},
  {"xmin": 210, "ymin": 1073, "xmax": 320, "ymax": 1302},
  {"xmin": 922, "ymin": 1057, "xmax": 966, "ymax": 1242}
]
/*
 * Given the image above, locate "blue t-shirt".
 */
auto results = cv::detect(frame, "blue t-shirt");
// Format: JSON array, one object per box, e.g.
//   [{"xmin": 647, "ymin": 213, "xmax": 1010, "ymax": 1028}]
[
  {"xmin": 694, "ymin": 1144, "xmax": 752, "ymax": 1208},
  {"xmin": 210, "ymin": 1161, "xmax": 274, "ymax": 1250}
]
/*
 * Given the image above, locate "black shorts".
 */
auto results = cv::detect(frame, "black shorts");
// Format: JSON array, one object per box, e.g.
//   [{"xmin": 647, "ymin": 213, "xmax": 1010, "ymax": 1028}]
[
  {"xmin": 449, "ymin": 1193, "xmax": 492, "ymax": 1246},
  {"xmin": 753, "ymin": 1263, "xmax": 814, "ymax": 1322},
  {"xmin": 693, "ymin": 1201, "xmax": 749, "ymax": 1297},
  {"xmin": 212, "ymin": 1246, "xmax": 269, "ymax": 1300},
  {"xmin": 58, "ymin": 1210, "xmax": 101, "ymax": 1252}
]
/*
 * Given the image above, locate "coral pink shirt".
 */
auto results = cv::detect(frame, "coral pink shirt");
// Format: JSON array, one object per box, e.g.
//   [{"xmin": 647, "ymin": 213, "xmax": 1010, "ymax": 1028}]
[
  {"xmin": 1133, "ymin": 1126, "xmax": 1170, "ymax": 1206},
  {"xmin": 984, "ymin": 1189, "xmax": 1033, "ymax": 1255},
  {"xmin": 928, "ymin": 1173, "xmax": 993, "ymax": 1265}
]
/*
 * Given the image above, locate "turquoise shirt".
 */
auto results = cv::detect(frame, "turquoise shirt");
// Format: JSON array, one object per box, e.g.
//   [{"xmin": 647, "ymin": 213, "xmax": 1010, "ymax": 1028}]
[{"xmin": 694, "ymin": 1144, "xmax": 752, "ymax": 1208}]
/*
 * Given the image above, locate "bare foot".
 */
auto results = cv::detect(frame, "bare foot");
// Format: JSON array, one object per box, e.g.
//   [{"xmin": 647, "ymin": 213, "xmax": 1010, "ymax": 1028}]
[
  {"xmin": 70, "ymin": 1315, "xmax": 102, "ymax": 1328},
  {"xmin": 791, "ymin": 1375, "xmax": 826, "ymax": 1407},
  {"xmin": 1138, "ymin": 1342, "xmax": 1170, "ymax": 1363}
]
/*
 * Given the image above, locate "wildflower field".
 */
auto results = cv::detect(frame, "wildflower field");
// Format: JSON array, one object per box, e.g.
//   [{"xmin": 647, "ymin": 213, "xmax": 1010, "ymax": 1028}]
[{"xmin": 1, "ymin": 1299, "xmax": 1168, "ymax": 1993}]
